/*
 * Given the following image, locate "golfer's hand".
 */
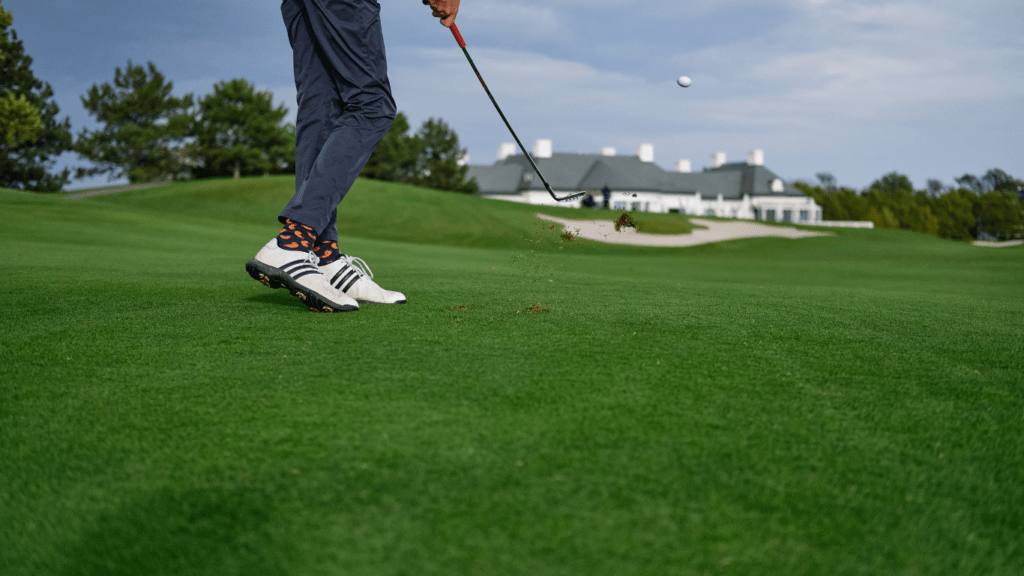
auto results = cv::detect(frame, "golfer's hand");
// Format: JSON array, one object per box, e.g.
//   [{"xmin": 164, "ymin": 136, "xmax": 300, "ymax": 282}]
[{"xmin": 428, "ymin": 0, "xmax": 460, "ymax": 28}]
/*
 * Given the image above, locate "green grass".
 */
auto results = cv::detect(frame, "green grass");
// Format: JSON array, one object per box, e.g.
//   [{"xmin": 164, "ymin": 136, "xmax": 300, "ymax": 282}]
[
  {"xmin": 2, "ymin": 176, "xmax": 1023, "ymax": 575},
  {"xmin": 629, "ymin": 212, "xmax": 703, "ymax": 234}
]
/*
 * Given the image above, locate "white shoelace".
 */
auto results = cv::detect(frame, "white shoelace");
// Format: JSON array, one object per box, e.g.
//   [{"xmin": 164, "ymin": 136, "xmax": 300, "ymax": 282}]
[{"xmin": 340, "ymin": 254, "xmax": 373, "ymax": 280}]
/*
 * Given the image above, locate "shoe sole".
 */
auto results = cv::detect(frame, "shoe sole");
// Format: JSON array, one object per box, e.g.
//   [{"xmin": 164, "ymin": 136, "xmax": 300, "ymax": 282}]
[{"xmin": 246, "ymin": 260, "xmax": 358, "ymax": 313}]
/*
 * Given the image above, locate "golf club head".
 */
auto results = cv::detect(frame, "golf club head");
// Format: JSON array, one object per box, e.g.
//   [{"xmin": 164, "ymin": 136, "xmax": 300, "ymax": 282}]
[{"xmin": 549, "ymin": 188, "xmax": 585, "ymax": 202}]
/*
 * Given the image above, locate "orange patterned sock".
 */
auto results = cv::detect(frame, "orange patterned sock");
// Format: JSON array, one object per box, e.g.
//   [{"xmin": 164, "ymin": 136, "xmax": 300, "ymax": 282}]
[
  {"xmin": 313, "ymin": 239, "xmax": 340, "ymax": 265},
  {"xmin": 275, "ymin": 219, "xmax": 317, "ymax": 252}
]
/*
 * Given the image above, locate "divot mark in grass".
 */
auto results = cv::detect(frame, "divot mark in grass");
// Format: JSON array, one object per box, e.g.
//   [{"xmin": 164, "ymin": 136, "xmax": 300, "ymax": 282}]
[{"xmin": 516, "ymin": 303, "xmax": 548, "ymax": 315}]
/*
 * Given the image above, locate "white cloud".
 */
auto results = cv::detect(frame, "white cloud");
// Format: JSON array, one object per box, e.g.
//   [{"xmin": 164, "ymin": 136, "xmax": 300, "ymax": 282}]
[{"xmin": 460, "ymin": 0, "xmax": 559, "ymax": 35}]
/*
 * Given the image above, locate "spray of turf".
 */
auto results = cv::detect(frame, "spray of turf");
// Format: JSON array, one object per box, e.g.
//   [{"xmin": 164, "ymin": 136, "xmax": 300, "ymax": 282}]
[{"xmin": 614, "ymin": 213, "xmax": 637, "ymax": 232}]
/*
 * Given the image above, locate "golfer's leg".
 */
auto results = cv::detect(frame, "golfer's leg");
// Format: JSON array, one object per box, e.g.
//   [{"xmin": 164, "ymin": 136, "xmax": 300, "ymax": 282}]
[
  {"xmin": 280, "ymin": 0, "xmax": 396, "ymax": 240},
  {"xmin": 281, "ymin": 0, "xmax": 342, "ymax": 199},
  {"xmin": 242, "ymin": 0, "xmax": 360, "ymax": 314}
]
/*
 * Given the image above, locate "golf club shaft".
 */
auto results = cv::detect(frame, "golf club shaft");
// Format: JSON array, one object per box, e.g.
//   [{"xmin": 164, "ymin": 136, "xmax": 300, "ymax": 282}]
[{"xmin": 448, "ymin": 23, "xmax": 582, "ymax": 202}]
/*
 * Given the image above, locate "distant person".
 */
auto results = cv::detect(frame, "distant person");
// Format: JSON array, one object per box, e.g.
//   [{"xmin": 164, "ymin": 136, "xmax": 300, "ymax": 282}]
[
  {"xmin": 246, "ymin": 0, "xmax": 462, "ymax": 312},
  {"xmin": 601, "ymin": 185, "xmax": 611, "ymax": 209},
  {"xmin": 581, "ymin": 192, "xmax": 596, "ymax": 208}
]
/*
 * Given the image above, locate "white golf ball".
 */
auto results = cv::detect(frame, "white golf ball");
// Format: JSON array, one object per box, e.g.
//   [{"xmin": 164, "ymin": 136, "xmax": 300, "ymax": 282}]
[{"xmin": 677, "ymin": 76, "xmax": 692, "ymax": 88}]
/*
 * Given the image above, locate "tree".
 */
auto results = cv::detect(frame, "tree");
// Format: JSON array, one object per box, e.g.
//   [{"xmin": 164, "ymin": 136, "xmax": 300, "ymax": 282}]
[
  {"xmin": 981, "ymin": 168, "xmax": 1023, "ymax": 194},
  {"xmin": 0, "ymin": 91, "xmax": 41, "ymax": 145},
  {"xmin": 802, "ymin": 168, "xmax": 1021, "ymax": 241},
  {"xmin": 75, "ymin": 61, "xmax": 194, "ymax": 183},
  {"xmin": 815, "ymin": 172, "xmax": 837, "ymax": 192},
  {"xmin": 411, "ymin": 117, "xmax": 477, "ymax": 193},
  {"xmin": 944, "ymin": 169, "xmax": 1024, "ymax": 239},
  {"xmin": 975, "ymin": 190, "xmax": 1024, "ymax": 240},
  {"xmin": 359, "ymin": 113, "xmax": 477, "ymax": 193},
  {"xmin": 925, "ymin": 179, "xmax": 946, "ymax": 197},
  {"xmin": 190, "ymin": 79, "xmax": 292, "ymax": 179},
  {"xmin": 954, "ymin": 173, "xmax": 985, "ymax": 194},
  {"xmin": 794, "ymin": 181, "xmax": 869, "ymax": 221},
  {"xmin": 868, "ymin": 172, "xmax": 914, "ymax": 195},
  {"xmin": 955, "ymin": 169, "xmax": 1023, "ymax": 195},
  {"xmin": 0, "ymin": 0, "xmax": 73, "ymax": 191},
  {"xmin": 862, "ymin": 172, "xmax": 939, "ymax": 234},
  {"xmin": 360, "ymin": 111, "xmax": 420, "ymax": 182},
  {"xmin": 932, "ymin": 188, "xmax": 977, "ymax": 241}
]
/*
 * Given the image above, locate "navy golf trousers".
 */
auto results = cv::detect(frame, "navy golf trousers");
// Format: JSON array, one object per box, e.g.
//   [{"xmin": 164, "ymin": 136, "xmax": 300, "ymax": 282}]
[{"xmin": 279, "ymin": 0, "xmax": 397, "ymax": 244}]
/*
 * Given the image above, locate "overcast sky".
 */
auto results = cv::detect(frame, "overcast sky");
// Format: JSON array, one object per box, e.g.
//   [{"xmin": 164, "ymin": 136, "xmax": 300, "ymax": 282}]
[{"xmin": 7, "ymin": 0, "xmax": 1023, "ymax": 190}]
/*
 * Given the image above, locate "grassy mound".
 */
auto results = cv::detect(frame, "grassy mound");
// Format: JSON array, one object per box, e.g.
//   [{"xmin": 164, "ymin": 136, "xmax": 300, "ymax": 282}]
[{"xmin": 2, "ymin": 178, "xmax": 1023, "ymax": 575}]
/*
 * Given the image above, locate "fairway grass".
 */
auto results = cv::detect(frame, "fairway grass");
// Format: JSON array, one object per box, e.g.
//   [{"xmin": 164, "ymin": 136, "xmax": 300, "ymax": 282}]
[{"xmin": 2, "ymin": 178, "xmax": 1023, "ymax": 575}]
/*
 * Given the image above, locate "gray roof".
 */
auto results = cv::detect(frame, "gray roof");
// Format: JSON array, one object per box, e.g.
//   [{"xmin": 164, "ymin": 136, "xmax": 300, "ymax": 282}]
[
  {"xmin": 663, "ymin": 171, "xmax": 745, "ymax": 199},
  {"xmin": 466, "ymin": 164, "xmax": 524, "ymax": 194},
  {"xmin": 704, "ymin": 162, "xmax": 800, "ymax": 196},
  {"xmin": 470, "ymin": 153, "xmax": 797, "ymax": 198},
  {"xmin": 578, "ymin": 155, "xmax": 676, "ymax": 192},
  {"xmin": 498, "ymin": 153, "xmax": 608, "ymax": 191}
]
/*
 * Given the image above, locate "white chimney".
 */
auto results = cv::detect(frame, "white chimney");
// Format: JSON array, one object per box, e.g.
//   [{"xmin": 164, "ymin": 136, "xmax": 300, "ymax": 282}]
[
  {"xmin": 710, "ymin": 152, "xmax": 727, "ymax": 168},
  {"xmin": 599, "ymin": 147, "xmax": 617, "ymax": 157},
  {"xmin": 676, "ymin": 159, "xmax": 692, "ymax": 173},
  {"xmin": 638, "ymin": 143, "xmax": 655, "ymax": 163},
  {"xmin": 533, "ymin": 139, "xmax": 553, "ymax": 159},
  {"xmin": 747, "ymin": 149, "xmax": 765, "ymax": 166},
  {"xmin": 497, "ymin": 143, "xmax": 516, "ymax": 161}
]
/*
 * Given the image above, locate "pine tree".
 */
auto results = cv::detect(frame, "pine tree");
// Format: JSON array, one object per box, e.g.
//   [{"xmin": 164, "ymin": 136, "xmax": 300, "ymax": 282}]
[
  {"xmin": 0, "ymin": 91, "xmax": 41, "ymax": 146},
  {"xmin": 190, "ymin": 79, "xmax": 292, "ymax": 179},
  {"xmin": 411, "ymin": 117, "xmax": 477, "ymax": 194},
  {"xmin": 75, "ymin": 61, "xmax": 194, "ymax": 183},
  {"xmin": 359, "ymin": 114, "xmax": 477, "ymax": 193},
  {"xmin": 0, "ymin": 1, "xmax": 73, "ymax": 191}
]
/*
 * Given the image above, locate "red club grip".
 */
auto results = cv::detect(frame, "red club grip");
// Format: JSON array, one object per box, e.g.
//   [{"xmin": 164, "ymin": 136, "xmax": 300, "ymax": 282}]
[{"xmin": 451, "ymin": 23, "xmax": 467, "ymax": 48}]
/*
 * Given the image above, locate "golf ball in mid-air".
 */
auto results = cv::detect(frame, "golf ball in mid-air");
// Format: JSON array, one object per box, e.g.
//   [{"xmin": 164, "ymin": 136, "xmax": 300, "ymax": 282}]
[{"xmin": 677, "ymin": 76, "xmax": 692, "ymax": 88}]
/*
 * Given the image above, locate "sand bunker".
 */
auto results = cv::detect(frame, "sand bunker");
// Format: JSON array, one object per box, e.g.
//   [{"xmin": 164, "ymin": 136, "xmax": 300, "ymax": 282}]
[
  {"xmin": 972, "ymin": 240, "xmax": 1024, "ymax": 248},
  {"xmin": 537, "ymin": 214, "xmax": 832, "ymax": 247}
]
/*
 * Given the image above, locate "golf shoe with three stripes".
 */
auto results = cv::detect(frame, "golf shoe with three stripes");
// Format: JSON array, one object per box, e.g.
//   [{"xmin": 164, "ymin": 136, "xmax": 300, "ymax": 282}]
[
  {"xmin": 245, "ymin": 240, "xmax": 359, "ymax": 312},
  {"xmin": 319, "ymin": 255, "xmax": 407, "ymax": 305}
]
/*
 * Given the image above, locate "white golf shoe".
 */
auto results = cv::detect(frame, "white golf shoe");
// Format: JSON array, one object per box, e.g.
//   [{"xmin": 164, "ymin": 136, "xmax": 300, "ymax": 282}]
[
  {"xmin": 319, "ymin": 254, "xmax": 407, "ymax": 305},
  {"xmin": 245, "ymin": 240, "xmax": 359, "ymax": 312}
]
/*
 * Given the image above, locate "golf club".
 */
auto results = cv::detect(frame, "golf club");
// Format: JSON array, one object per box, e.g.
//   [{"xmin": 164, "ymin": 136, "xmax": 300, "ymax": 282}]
[{"xmin": 424, "ymin": 1, "xmax": 583, "ymax": 202}]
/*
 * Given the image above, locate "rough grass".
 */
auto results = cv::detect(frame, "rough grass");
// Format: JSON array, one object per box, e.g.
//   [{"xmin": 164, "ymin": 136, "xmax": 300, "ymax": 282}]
[{"xmin": 1, "ymin": 177, "xmax": 1023, "ymax": 575}]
